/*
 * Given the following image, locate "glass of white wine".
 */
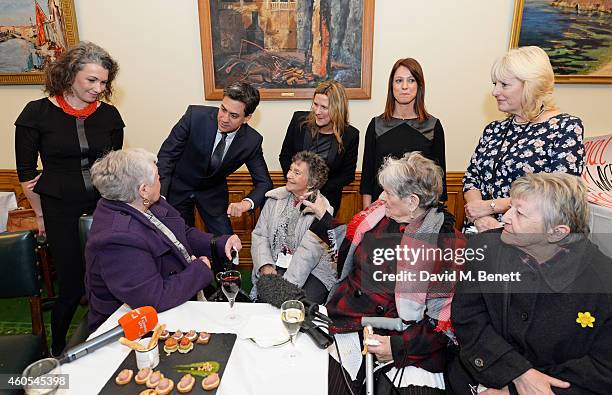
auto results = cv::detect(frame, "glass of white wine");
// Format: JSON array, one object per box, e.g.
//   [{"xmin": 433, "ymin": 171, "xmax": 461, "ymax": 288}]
[{"xmin": 280, "ymin": 300, "xmax": 305, "ymax": 362}]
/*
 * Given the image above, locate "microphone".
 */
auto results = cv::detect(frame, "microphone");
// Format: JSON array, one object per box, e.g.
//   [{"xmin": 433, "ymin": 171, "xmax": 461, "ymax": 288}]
[
  {"xmin": 58, "ymin": 306, "xmax": 158, "ymax": 364},
  {"xmin": 257, "ymin": 274, "xmax": 334, "ymax": 349},
  {"xmin": 257, "ymin": 274, "xmax": 333, "ymax": 325}
]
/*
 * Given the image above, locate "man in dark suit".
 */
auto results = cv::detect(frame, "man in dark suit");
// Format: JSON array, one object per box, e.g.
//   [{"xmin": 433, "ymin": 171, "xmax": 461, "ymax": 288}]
[{"xmin": 157, "ymin": 82, "xmax": 273, "ymax": 235}]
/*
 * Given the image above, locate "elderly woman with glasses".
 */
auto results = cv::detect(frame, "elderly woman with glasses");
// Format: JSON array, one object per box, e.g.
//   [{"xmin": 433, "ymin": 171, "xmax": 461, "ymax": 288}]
[
  {"xmin": 448, "ymin": 173, "xmax": 612, "ymax": 394},
  {"xmin": 304, "ymin": 152, "xmax": 465, "ymax": 395},
  {"xmin": 250, "ymin": 151, "xmax": 335, "ymax": 304},
  {"xmin": 84, "ymin": 148, "xmax": 242, "ymax": 332}
]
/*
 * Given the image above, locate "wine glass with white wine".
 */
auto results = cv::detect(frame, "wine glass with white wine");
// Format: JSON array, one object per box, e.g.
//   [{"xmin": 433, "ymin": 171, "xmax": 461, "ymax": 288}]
[{"xmin": 280, "ymin": 300, "xmax": 305, "ymax": 362}]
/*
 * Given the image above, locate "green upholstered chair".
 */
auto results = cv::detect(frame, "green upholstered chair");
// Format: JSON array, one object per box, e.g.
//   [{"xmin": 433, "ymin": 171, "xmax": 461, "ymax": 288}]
[{"xmin": 0, "ymin": 231, "xmax": 48, "ymax": 378}]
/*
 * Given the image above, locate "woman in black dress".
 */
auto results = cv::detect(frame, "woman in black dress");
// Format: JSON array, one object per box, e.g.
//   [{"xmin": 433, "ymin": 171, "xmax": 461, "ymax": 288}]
[
  {"xmin": 361, "ymin": 58, "xmax": 446, "ymax": 208},
  {"xmin": 279, "ymin": 80, "xmax": 359, "ymax": 214},
  {"xmin": 15, "ymin": 41, "xmax": 124, "ymax": 355}
]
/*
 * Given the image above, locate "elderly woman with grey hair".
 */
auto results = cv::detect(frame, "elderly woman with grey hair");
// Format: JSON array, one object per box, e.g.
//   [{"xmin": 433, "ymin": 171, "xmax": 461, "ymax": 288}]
[
  {"xmin": 84, "ymin": 148, "xmax": 241, "ymax": 331},
  {"xmin": 449, "ymin": 172, "xmax": 612, "ymax": 394},
  {"xmin": 251, "ymin": 150, "xmax": 335, "ymax": 304},
  {"xmin": 303, "ymin": 152, "xmax": 466, "ymax": 394}
]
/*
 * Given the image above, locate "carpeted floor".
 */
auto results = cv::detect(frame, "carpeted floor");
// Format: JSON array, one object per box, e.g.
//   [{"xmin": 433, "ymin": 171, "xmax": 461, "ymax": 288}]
[
  {"xmin": 0, "ymin": 291, "xmax": 87, "ymax": 349},
  {"xmin": 0, "ymin": 268, "xmax": 253, "ymax": 352}
]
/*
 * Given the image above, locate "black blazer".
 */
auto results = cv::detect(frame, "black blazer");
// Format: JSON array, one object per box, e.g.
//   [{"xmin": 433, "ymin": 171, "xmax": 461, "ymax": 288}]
[
  {"xmin": 157, "ymin": 105, "xmax": 273, "ymax": 216},
  {"xmin": 279, "ymin": 111, "xmax": 359, "ymax": 212},
  {"xmin": 448, "ymin": 230, "xmax": 612, "ymax": 394}
]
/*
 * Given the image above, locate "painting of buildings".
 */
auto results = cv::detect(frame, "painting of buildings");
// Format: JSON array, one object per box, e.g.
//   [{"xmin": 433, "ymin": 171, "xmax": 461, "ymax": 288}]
[
  {"xmin": 0, "ymin": 0, "xmax": 78, "ymax": 84},
  {"xmin": 199, "ymin": 0, "xmax": 374, "ymax": 99}
]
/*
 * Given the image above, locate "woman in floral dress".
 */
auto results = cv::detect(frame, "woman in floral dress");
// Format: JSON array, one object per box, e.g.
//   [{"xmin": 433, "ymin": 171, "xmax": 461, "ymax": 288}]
[{"xmin": 463, "ymin": 46, "xmax": 584, "ymax": 232}]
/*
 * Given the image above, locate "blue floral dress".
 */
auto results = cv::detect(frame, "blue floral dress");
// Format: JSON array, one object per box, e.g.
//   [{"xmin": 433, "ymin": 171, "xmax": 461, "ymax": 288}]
[{"xmin": 463, "ymin": 113, "xmax": 584, "ymax": 202}]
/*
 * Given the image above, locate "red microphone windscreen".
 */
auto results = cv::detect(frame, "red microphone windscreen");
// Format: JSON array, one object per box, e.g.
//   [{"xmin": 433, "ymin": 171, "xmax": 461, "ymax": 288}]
[{"xmin": 118, "ymin": 306, "xmax": 158, "ymax": 340}]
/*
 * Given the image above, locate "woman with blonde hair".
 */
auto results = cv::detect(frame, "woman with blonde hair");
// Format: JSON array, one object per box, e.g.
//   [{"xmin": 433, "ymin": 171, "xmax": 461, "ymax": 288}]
[
  {"xmin": 361, "ymin": 58, "xmax": 447, "ymax": 209},
  {"xmin": 279, "ymin": 80, "xmax": 359, "ymax": 214},
  {"xmin": 463, "ymin": 46, "xmax": 584, "ymax": 232}
]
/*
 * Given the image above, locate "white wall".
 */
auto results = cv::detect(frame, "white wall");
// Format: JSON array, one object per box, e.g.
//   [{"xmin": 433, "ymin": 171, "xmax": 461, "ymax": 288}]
[{"xmin": 1, "ymin": 0, "xmax": 610, "ymax": 170}]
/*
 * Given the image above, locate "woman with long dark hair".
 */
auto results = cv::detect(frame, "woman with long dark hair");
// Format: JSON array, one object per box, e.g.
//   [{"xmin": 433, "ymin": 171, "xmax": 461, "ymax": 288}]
[{"xmin": 361, "ymin": 58, "xmax": 447, "ymax": 208}]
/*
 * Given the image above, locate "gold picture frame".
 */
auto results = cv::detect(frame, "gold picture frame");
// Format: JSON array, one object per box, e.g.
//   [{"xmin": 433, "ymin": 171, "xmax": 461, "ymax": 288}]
[
  {"xmin": 510, "ymin": 0, "xmax": 612, "ymax": 84},
  {"xmin": 197, "ymin": 0, "xmax": 375, "ymax": 100},
  {"xmin": 0, "ymin": 0, "xmax": 79, "ymax": 85}
]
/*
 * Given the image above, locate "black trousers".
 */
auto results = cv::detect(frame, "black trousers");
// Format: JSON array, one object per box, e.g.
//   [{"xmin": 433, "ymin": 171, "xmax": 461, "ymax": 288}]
[
  {"xmin": 41, "ymin": 195, "xmax": 96, "ymax": 355},
  {"xmin": 173, "ymin": 194, "xmax": 232, "ymax": 236}
]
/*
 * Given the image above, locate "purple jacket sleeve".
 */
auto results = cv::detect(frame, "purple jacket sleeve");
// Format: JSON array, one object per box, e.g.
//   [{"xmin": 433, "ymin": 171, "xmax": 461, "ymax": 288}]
[
  {"xmin": 96, "ymin": 232, "xmax": 214, "ymax": 313},
  {"xmin": 185, "ymin": 225, "xmax": 230, "ymax": 260}
]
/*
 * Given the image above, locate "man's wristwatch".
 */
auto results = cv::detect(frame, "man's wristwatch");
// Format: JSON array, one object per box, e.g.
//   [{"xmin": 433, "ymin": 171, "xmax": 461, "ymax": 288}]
[{"xmin": 489, "ymin": 201, "xmax": 496, "ymax": 213}]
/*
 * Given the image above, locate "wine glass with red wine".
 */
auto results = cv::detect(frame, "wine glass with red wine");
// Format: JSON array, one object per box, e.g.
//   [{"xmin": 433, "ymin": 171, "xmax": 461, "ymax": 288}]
[{"xmin": 219, "ymin": 270, "xmax": 242, "ymax": 324}]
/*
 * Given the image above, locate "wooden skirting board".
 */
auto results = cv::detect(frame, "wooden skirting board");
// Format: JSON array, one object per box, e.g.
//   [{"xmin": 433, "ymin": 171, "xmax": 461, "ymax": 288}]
[{"xmin": 1, "ymin": 170, "xmax": 466, "ymax": 268}]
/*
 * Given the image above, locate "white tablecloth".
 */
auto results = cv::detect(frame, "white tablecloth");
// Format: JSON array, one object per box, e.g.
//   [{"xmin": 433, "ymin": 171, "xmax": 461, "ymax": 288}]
[
  {"xmin": 0, "ymin": 192, "xmax": 18, "ymax": 232},
  {"xmin": 60, "ymin": 301, "xmax": 328, "ymax": 394}
]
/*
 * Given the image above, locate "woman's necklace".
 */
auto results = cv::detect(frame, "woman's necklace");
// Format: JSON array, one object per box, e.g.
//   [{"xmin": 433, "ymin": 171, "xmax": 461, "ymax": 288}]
[
  {"xmin": 512, "ymin": 106, "xmax": 545, "ymax": 125},
  {"xmin": 393, "ymin": 112, "xmax": 416, "ymax": 121},
  {"xmin": 56, "ymin": 94, "xmax": 98, "ymax": 119}
]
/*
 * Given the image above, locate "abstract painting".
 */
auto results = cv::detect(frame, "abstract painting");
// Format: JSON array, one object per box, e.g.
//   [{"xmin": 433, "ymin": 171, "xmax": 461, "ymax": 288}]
[
  {"xmin": 198, "ymin": 0, "xmax": 374, "ymax": 99},
  {"xmin": 510, "ymin": 0, "xmax": 612, "ymax": 83},
  {"xmin": 0, "ymin": 0, "xmax": 79, "ymax": 85}
]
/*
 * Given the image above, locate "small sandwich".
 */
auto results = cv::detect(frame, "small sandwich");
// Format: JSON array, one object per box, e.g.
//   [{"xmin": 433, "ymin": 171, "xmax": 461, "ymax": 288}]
[
  {"xmin": 159, "ymin": 329, "xmax": 170, "ymax": 341},
  {"xmin": 115, "ymin": 368, "xmax": 133, "ymax": 385},
  {"xmin": 178, "ymin": 337, "xmax": 194, "ymax": 354},
  {"xmin": 177, "ymin": 374, "xmax": 196, "ymax": 393},
  {"xmin": 164, "ymin": 337, "xmax": 178, "ymax": 354},
  {"xmin": 184, "ymin": 330, "xmax": 198, "ymax": 342},
  {"xmin": 134, "ymin": 367, "xmax": 152, "ymax": 385},
  {"xmin": 197, "ymin": 331, "xmax": 211, "ymax": 345},
  {"xmin": 155, "ymin": 377, "xmax": 174, "ymax": 395},
  {"xmin": 172, "ymin": 329, "xmax": 184, "ymax": 340},
  {"xmin": 145, "ymin": 370, "xmax": 164, "ymax": 389},
  {"xmin": 202, "ymin": 373, "xmax": 220, "ymax": 391}
]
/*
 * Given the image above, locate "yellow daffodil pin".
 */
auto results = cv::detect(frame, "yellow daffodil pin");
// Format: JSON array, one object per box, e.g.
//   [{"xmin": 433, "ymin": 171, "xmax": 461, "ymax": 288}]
[{"xmin": 576, "ymin": 312, "xmax": 595, "ymax": 328}]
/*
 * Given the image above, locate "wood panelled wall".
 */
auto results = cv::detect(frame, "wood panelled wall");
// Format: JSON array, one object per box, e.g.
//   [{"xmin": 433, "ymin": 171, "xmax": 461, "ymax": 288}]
[{"xmin": 1, "ymin": 170, "xmax": 466, "ymax": 269}]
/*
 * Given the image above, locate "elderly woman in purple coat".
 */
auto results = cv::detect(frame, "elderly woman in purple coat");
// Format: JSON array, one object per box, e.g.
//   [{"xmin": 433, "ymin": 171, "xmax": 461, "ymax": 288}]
[{"xmin": 85, "ymin": 148, "xmax": 242, "ymax": 331}]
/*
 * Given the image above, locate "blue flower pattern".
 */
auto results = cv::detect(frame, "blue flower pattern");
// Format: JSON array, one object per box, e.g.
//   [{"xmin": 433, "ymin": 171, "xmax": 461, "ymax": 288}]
[{"xmin": 463, "ymin": 113, "xmax": 584, "ymax": 201}]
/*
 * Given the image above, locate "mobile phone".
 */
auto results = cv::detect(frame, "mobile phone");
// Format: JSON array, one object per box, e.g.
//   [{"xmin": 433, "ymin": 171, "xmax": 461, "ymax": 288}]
[
  {"xmin": 306, "ymin": 190, "xmax": 318, "ymax": 203},
  {"xmin": 300, "ymin": 190, "xmax": 318, "ymax": 212}
]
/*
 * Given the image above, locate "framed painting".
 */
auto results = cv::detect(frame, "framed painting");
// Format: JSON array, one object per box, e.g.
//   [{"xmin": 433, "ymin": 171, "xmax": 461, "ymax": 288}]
[
  {"xmin": 0, "ymin": 0, "xmax": 79, "ymax": 85},
  {"xmin": 198, "ymin": 0, "xmax": 374, "ymax": 100},
  {"xmin": 510, "ymin": 0, "xmax": 612, "ymax": 83}
]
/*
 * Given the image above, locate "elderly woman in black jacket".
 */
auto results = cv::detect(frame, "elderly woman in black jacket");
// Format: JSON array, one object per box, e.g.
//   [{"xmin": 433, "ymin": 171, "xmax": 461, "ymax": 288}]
[{"xmin": 449, "ymin": 172, "xmax": 612, "ymax": 394}]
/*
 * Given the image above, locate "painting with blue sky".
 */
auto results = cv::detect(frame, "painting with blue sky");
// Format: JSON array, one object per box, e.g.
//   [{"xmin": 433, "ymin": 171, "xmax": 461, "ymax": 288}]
[
  {"xmin": 512, "ymin": 0, "xmax": 612, "ymax": 82},
  {"xmin": 0, "ymin": 0, "xmax": 78, "ymax": 83}
]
